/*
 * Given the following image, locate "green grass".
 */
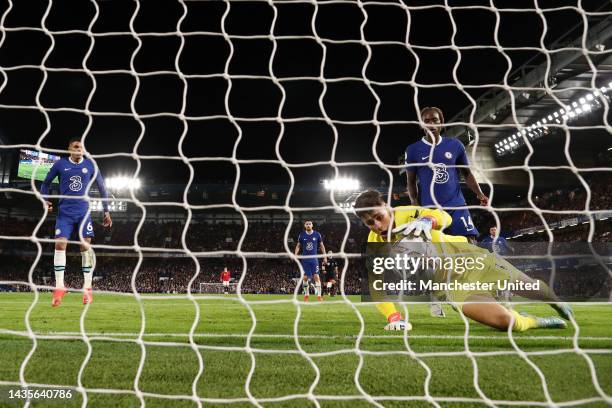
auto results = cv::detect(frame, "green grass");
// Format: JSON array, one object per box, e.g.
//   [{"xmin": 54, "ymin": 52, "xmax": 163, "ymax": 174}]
[
  {"xmin": 17, "ymin": 162, "xmax": 56, "ymax": 183},
  {"xmin": 0, "ymin": 292, "xmax": 611, "ymax": 407}
]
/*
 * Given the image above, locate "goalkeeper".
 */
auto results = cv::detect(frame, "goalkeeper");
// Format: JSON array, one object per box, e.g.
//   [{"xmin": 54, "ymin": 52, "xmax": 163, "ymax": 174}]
[{"xmin": 355, "ymin": 190, "xmax": 572, "ymax": 332}]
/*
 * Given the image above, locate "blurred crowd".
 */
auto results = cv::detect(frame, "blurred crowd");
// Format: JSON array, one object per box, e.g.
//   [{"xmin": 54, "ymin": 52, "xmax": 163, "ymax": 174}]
[
  {"xmin": 0, "ymin": 254, "xmax": 363, "ymax": 295},
  {"xmin": 498, "ymin": 173, "xmax": 612, "ymax": 232},
  {"xmin": 1, "ymin": 175, "xmax": 611, "ymax": 296}
]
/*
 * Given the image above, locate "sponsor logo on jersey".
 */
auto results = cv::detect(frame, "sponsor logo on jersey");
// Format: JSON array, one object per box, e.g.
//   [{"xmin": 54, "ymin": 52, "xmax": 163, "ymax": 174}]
[
  {"xmin": 433, "ymin": 163, "xmax": 450, "ymax": 184},
  {"xmin": 69, "ymin": 175, "xmax": 83, "ymax": 192},
  {"xmin": 64, "ymin": 168, "xmax": 71, "ymax": 171},
  {"xmin": 305, "ymin": 241, "xmax": 314, "ymax": 251}
]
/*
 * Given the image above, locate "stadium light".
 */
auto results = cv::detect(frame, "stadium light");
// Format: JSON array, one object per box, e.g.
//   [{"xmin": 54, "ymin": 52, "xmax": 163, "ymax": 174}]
[
  {"xmin": 105, "ymin": 176, "xmax": 142, "ymax": 191},
  {"xmin": 90, "ymin": 200, "xmax": 127, "ymax": 212},
  {"xmin": 494, "ymin": 85, "xmax": 609, "ymax": 157},
  {"xmin": 323, "ymin": 178, "xmax": 360, "ymax": 192}
]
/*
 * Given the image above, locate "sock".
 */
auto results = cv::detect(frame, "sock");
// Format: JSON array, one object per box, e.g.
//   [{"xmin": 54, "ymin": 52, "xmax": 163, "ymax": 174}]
[
  {"xmin": 54, "ymin": 250, "xmax": 66, "ymax": 289},
  {"xmin": 315, "ymin": 282, "xmax": 321, "ymax": 297},
  {"xmin": 377, "ymin": 302, "xmax": 400, "ymax": 322},
  {"xmin": 81, "ymin": 248, "xmax": 95, "ymax": 289},
  {"xmin": 510, "ymin": 310, "xmax": 538, "ymax": 332},
  {"xmin": 302, "ymin": 280, "xmax": 309, "ymax": 296}
]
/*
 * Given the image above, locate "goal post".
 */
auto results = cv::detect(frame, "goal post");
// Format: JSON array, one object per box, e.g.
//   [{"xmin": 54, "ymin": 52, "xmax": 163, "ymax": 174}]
[{"xmin": 0, "ymin": 1, "xmax": 610, "ymax": 407}]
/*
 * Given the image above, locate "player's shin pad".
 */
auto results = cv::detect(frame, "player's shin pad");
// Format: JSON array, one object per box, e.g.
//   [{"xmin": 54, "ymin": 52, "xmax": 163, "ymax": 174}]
[
  {"xmin": 82, "ymin": 248, "xmax": 96, "ymax": 289},
  {"xmin": 54, "ymin": 249, "xmax": 66, "ymax": 289}
]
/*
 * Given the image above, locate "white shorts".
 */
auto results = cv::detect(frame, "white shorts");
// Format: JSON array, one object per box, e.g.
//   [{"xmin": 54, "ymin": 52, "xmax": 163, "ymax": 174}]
[{"xmin": 223, "ymin": 281, "xmax": 230, "ymax": 287}]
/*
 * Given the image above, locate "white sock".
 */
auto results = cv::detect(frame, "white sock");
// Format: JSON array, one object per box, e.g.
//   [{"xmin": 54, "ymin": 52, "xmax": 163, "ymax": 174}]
[
  {"xmin": 315, "ymin": 282, "xmax": 322, "ymax": 297},
  {"xmin": 83, "ymin": 272, "xmax": 92, "ymax": 290},
  {"xmin": 82, "ymin": 248, "xmax": 95, "ymax": 289},
  {"xmin": 54, "ymin": 249, "xmax": 66, "ymax": 289},
  {"xmin": 303, "ymin": 280, "xmax": 309, "ymax": 295}
]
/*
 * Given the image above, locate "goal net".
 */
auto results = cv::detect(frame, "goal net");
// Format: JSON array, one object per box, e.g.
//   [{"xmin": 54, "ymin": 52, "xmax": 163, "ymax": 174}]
[{"xmin": 0, "ymin": 0, "xmax": 611, "ymax": 407}]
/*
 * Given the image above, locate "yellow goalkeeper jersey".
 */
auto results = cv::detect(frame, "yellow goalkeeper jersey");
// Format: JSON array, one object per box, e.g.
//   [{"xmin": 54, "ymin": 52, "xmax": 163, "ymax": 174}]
[
  {"xmin": 365, "ymin": 205, "xmax": 520, "ymax": 302},
  {"xmin": 366, "ymin": 206, "xmax": 468, "ymax": 244}
]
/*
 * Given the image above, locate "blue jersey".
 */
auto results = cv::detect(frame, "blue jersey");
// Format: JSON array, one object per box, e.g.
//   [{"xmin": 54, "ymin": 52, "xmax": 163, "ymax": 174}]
[
  {"xmin": 40, "ymin": 157, "xmax": 109, "ymax": 215},
  {"xmin": 480, "ymin": 235, "xmax": 512, "ymax": 255},
  {"xmin": 298, "ymin": 230, "xmax": 323, "ymax": 259},
  {"xmin": 405, "ymin": 137, "xmax": 468, "ymax": 207}
]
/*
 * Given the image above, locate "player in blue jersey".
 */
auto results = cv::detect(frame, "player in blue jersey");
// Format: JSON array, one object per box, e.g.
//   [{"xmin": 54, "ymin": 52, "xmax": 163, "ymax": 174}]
[
  {"xmin": 405, "ymin": 107, "xmax": 489, "ymax": 317},
  {"xmin": 294, "ymin": 220, "xmax": 327, "ymax": 301},
  {"xmin": 40, "ymin": 138, "xmax": 112, "ymax": 307},
  {"xmin": 405, "ymin": 107, "xmax": 488, "ymax": 242},
  {"xmin": 480, "ymin": 226, "xmax": 514, "ymax": 256}
]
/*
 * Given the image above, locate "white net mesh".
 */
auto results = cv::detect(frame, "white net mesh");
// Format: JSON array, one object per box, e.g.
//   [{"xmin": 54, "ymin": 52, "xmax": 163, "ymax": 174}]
[{"xmin": 0, "ymin": 0, "xmax": 611, "ymax": 406}]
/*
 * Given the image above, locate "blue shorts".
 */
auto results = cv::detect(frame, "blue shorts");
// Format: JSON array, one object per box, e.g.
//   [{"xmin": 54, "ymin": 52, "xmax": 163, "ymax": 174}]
[
  {"xmin": 55, "ymin": 209, "xmax": 94, "ymax": 239},
  {"xmin": 446, "ymin": 208, "xmax": 479, "ymax": 237},
  {"xmin": 301, "ymin": 261, "xmax": 319, "ymax": 278}
]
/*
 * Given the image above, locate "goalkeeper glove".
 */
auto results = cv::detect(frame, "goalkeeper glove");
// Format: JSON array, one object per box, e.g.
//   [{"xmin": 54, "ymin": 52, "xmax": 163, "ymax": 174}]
[
  {"xmin": 384, "ymin": 311, "xmax": 413, "ymax": 331},
  {"xmin": 384, "ymin": 320, "xmax": 412, "ymax": 331},
  {"xmin": 392, "ymin": 216, "xmax": 435, "ymax": 241}
]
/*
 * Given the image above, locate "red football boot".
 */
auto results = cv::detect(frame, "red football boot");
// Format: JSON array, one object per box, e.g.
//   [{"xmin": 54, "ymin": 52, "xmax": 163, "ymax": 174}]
[
  {"xmin": 51, "ymin": 288, "xmax": 67, "ymax": 307},
  {"xmin": 82, "ymin": 288, "xmax": 93, "ymax": 305}
]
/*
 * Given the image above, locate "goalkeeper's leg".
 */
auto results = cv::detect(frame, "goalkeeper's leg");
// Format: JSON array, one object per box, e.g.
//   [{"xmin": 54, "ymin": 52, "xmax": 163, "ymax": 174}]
[
  {"xmin": 495, "ymin": 256, "xmax": 573, "ymax": 320},
  {"xmin": 429, "ymin": 292, "xmax": 446, "ymax": 318},
  {"xmin": 461, "ymin": 295, "xmax": 566, "ymax": 331},
  {"xmin": 80, "ymin": 238, "xmax": 95, "ymax": 305}
]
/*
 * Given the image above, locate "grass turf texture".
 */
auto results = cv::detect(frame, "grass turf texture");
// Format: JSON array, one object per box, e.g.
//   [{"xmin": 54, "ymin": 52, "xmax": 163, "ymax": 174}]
[
  {"xmin": 0, "ymin": 292, "xmax": 611, "ymax": 407},
  {"xmin": 17, "ymin": 162, "xmax": 55, "ymax": 183}
]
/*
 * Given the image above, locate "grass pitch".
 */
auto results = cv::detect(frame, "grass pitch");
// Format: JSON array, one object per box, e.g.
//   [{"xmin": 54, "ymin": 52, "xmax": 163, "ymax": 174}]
[
  {"xmin": 16, "ymin": 162, "xmax": 51, "ymax": 183},
  {"xmin": 0, "ymin": 292, "xmax": 611, "ymax": 407}
]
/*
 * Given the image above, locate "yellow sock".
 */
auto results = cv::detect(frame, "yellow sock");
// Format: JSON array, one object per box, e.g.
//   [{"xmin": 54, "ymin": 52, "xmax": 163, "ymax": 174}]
[
  {"xmin": 376, "ymin": 302, "xmax": 400, "ymax": 322},
  {"xmin": 510, "ymin": 310, "xmax": 538, "ymax": 332}
]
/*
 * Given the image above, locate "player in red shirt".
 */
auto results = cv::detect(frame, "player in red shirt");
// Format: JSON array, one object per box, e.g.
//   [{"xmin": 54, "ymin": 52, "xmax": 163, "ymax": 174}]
[{"xmin": 220, "ymin": 267, "xmax": 231, "ymax": 294}]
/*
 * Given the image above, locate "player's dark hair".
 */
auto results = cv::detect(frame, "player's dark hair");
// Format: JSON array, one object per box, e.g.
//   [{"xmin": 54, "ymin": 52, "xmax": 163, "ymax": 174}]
[
  {"xmin": 354, "ymin": 190, "xmax": 385, "ymax": 218},
  {"xmin": 420, "ymin": 106, "xmax": 445, "ymax": 124},
  {"xmin": 68, "ymin": 137, "xmax": 82, "ymax": 146}
]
